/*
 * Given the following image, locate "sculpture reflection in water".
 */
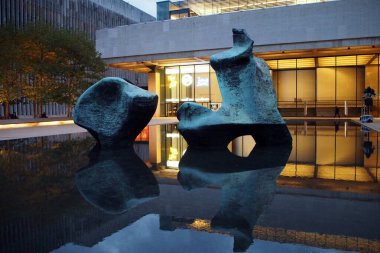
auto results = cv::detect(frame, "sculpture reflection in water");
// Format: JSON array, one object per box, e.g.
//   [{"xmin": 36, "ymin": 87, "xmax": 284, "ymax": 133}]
[
  {"xmin": 178, "ymin": 144, "xmax": 292, "ymax": 252},
  {"xmin": 75, "ymin": 147, "xmax": 159, "ymax": 214}
]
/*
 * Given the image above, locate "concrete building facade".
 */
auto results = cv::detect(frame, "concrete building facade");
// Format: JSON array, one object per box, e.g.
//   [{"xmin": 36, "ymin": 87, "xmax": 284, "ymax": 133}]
[{"xmin": 97, "ymin": 0, "xmax": 380, "ymax": 117}]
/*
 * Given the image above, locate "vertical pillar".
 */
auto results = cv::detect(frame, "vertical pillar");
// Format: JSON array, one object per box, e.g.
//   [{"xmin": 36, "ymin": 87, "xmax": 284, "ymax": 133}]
[
  {"xmin": 232, "ymin": 136, "xmax": 243, "ymax": 157},
  {"xmin": 148, "ymin": 72, "xmax": 161, "ymax": 117},
  {"xmin": 149, "ymin": 125, "xmax": 162, "ymax": 165}
]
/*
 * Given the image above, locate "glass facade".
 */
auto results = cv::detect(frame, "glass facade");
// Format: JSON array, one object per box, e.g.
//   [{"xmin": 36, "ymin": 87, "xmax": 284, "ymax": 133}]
[
  {"xmin": 157, "ymin": 0, "xmax": 337, "ymax": 20},
  {"xmin": 159, "ymin": 54, "xmax": 380, "ymax": 117}
]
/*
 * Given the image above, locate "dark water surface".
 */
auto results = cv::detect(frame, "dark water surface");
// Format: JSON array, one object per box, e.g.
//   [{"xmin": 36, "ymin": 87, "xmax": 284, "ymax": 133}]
[{"xmin": 0, "ymin": 121, "xmax": 379, "ymax": 253}]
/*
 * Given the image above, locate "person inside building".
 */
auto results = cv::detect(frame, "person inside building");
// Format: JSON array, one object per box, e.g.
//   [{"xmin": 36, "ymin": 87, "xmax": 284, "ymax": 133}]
[{"xmin": 334, "ymin": 106, "xmax": 340, "ymax": 118}]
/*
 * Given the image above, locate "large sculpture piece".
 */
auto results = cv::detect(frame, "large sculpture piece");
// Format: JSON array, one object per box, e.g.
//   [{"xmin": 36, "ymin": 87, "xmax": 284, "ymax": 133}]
[
  {"xmin": 74, "ymin": 77, "xmax": 158, "ymax": 148},
  {"xmin": 177, "ymin": 29, "xmax": 291, "ymax": 147}
]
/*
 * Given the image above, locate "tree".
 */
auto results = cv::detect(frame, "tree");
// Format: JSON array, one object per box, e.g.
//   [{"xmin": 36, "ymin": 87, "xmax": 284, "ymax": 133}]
[
  {"xmin": 20, "ymin": 23, "xmax": 62, "ymax": 118},
  {"xmin": 0, "ymin": 25, "xmax": 24, "ymax": 118},
  {"xmin": 0, "ymin": 23, "xmax": 106, "ymax": 119},
  {"xmin": 51, "ymin": 30, "xmax": 106, "ymax": 117}
]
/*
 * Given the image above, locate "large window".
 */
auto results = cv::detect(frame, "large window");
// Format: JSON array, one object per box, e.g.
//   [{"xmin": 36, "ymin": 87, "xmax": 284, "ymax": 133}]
[
  {"xmin": 165, "ymin": 67, "xmax": 179, "ymax": 116},
  {"xmin": 268, "ymin": 54, "xmax": 380, "ymax": 117},
  {"xmin": 161, "ymin": 54, "xmax": 380, "ymax": 117},
  {"xmin": 180, "ymin": 65, "xmax": 194, "ymax": 102}
]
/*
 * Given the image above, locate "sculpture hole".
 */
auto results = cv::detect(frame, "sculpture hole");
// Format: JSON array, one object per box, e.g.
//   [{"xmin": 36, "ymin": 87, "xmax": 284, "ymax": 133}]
[{"xmin": 228, "ymin": 135, "xmax": 256, "ymax": 157}]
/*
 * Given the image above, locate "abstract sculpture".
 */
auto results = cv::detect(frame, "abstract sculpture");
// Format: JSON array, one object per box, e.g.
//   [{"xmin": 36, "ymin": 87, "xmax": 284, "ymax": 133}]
[
  {"xmin": 177, "ymin": 29, "xmax": 292, "ymax": 147},
  {"xmin": 75, "ymin": 147, "xmax": 159, "ymax": 214},
  {"xmin": 74, "ymin": 77, "xmax": 158, "ymax": 148}
]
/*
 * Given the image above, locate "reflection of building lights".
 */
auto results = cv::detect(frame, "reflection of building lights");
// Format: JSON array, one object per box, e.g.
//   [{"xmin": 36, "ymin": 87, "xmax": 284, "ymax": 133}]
[
  {"xmin": 166, "ymin": 133, "xmax": 180, "ymax": 138},
  {"xmin": 166, "ymin": 160, "xmax": 179, "ymax": 168},
  {"xmin": 168, "ymin": 146, "xmax": 178, "ymax": 161},
  {"xmin": 345, "ymin": 122, "xmax": 348, "ymax": 137},
  {"xmin": 182, "ymin": 74, "xmax": 193, "ymax": 86},
  {"xmin": 188, "ymin": 219, "xmax": 211, "ymax": 231},
  {"xmin": 167, "ymin": 147, "xmax": 179, "ymax": 168}
]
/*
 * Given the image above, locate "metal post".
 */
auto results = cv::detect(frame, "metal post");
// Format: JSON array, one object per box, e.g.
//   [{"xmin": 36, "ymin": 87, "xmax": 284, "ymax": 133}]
[
  {"xmin": 304, "ymin": 101, "xmax": 307, "ymax": 116},
  {"xmin": 344, "ymin": 100, "xmax": 348, "ymax": 116}
]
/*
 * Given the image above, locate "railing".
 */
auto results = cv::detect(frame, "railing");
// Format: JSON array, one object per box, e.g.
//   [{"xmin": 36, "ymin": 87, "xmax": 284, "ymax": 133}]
[
  {"xmin": 164, "ymin": 102, "xmax": 222, "ymax": 116},
  {"xmin": 164, "ymin": 99, "xmax": 365, "ymax": 117}
]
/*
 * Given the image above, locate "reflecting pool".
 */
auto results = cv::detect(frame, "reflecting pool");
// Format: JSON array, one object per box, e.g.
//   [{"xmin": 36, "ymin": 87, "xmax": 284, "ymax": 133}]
[{"xmin": 0, "ymin": 121, "xmax": 379, "ymax": 253}]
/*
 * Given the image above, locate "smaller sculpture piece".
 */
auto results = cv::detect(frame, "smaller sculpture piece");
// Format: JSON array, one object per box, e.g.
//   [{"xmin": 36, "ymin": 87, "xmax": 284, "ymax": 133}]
[
  {"xmin": 74, "ymin": 77, "xmax": 158, "ymax": 148},
  {"xmin": 177, "ymin": 29, "xmax": 292, "ymax": 148}
]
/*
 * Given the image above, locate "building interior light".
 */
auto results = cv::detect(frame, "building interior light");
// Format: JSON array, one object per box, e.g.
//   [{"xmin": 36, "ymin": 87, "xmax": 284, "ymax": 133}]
[
  {"xmin": 167, "ymin": 75, "xmax": 177, "ymax": 88},
  {"xmin": 181, "ymin": 74, "xmax": 193, "ymax": 86},
  {"xmin": 195, "ymin": 65, "xmax": 210, "ymax": 73},
  {"xmin": 318, "ymin": 55, "xmax": 374, "ymax": 67},
  {"xmin": 165, "ymin": 98, "xmax": 180, "ymax": 102},
  {"xmin": 195, "ymin": 97, "xmax": 210, "ymax": 102},
  {"xmin": 267, "ymin": 55, "xmax": 376, "ymax": 69},
  {"xmin": 196, "ymin": 77, "xmax": 209, "ymax": 87},
  {"xmin": 180, "ymin": 66, "xmax": 195, "ymax": 74},
  {"xmin": 166, "ymin": 133, "xmax": 180, "ymax": 138},
  {"xmin": 165, "ymin": 68, "xmax": 179, "ymax": 75}
]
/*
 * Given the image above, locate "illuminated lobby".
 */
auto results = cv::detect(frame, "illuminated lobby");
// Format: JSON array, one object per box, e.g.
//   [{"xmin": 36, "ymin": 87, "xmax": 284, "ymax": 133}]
[{"xmin": 141, "ymin": 53, "xmax": 380, "ymax": 117}]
